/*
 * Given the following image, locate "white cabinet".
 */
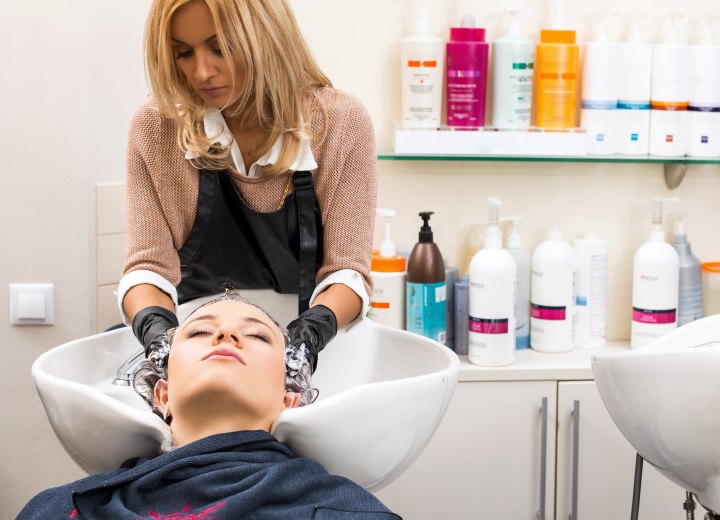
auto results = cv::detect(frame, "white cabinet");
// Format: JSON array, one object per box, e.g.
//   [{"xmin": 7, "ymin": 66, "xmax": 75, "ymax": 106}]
[
  {"xmin": 375, "ymin": 376, "xmax": 689, "ymax": 519},
  {"xmin": 556, "ymin": 381, "xmax": 686, "ymax": 520},
  {"xmin": 375, "ymin": 381, "xmax": 557, "ymax": 520}
]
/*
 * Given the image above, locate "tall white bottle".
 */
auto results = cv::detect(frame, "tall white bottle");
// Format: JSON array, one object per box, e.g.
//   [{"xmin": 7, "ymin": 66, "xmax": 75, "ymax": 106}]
[
  {"xmin": 468, "ymin": 197, "xmax": 517, "ymax": 367},
  {"xmin": 530, "ymin": 225, "xmax": 576, "ymax": 353},
  {"xmin": 500, "ymin": 215, "xmax": 530, "ymax": 349},
  {"xmin": 580, "ymin": 15, "xmax": 618, "ymax": 155},
  {"xmin": 491, "ymin": 7, "xmax": 535, "ymax": 129},
  {"xmin": 616, "ymin": 13, "xmax": 652, "ymax": 155},
  {"xmin": 687, "ymin": 20, "xmax": 720, "ymax": 158},
  {"xmin": 574, "ymin": 233, "xmax": 608, "ymax": 349},
  {"xmin": 401, "ymin": 0, "xmax": 445, "ymax": 129},
  {"xmin": 631, "ymin": 197, "xmax": 679, "ymax": 349},
  {"xmin": 649, "ymin": 15, "xmax": 690, "ymax": 157}
]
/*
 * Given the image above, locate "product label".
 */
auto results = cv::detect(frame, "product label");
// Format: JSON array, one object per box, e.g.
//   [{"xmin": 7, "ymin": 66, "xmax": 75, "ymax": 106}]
[
  {"xmin": 406, "ymin": 281, "xmax": 446, "ymax": 343},
  {"xmin": 688, "ymin": 104, "xmax": 720, "ymax": 113},
  {"xmin": 468, "ymin": 317, "xmax": 509, "ymax": 334},
  {"xmin": 617, "ymin": 100, "xmax": 651, "ymax": 111},
  {"xmin": 581, "ymin": 100, "xmax": 617, "ymax": 110},
  {"xmin": 447, "ymin": 68, "xmax": 485, "ymax": 126},
  {"xmin": 650, "ymin": 101, "xmax": 689, "ymax": 111},
  {"xmin": 531, "ymin": 304, "xmax": 566, "ymax": 321},
  {"xmin": 632, "ymin": 307, "xmax": 677, "ymax": 324},
  {"xmin": 677, "ymin": 284, "xmax": 703, "ymax": 326}
]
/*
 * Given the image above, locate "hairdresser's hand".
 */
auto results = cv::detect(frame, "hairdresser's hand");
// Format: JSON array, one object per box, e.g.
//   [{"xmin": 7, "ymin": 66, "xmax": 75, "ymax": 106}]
[
  {"xmin": 286, "ymin": 304, "xmax": 337, "ymax": 374},
  {"xmin": 132, "ymin": 306, "xmax": 179, "ymax": 358}
]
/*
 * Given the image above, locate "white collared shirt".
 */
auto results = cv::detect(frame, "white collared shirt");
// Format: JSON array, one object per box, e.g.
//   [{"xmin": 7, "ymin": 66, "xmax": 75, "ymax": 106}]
[{"xmin": 184, "ymin": 108, "xmax": 318, "ymax": 177}]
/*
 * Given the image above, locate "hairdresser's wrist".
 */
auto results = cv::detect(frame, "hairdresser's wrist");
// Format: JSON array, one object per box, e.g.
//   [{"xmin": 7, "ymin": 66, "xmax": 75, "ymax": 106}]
[{"xmin": 132, "ymin": 306, "xmax": 179, "ymax": 357}]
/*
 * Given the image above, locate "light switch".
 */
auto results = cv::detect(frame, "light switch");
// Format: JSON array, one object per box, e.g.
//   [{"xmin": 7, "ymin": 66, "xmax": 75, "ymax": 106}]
[{"xmin": 10, "ymin": 283, "xmax": 54, "ymax": 325}]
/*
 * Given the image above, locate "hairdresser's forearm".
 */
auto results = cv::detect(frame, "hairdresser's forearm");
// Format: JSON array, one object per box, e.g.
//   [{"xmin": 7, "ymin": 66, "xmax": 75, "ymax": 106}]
[
  {"xmin": 311, "ymin": 283, "xmax": 361, "ymax": 329},
  {"xmin": 123, "ymin": 284, "xmax": 175, "ymax": 324}
]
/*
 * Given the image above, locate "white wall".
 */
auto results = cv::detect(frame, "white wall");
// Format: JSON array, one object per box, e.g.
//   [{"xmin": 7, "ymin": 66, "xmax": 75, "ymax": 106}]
[{"xmin": 2, "ymin": 0, "xmax": 720, "ymax": 517}]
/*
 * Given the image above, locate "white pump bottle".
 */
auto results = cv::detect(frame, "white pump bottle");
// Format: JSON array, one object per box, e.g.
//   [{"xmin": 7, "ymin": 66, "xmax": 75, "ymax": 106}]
[
  {"xmin": 401, "ymin": 0, "xmax": 444, "ymax": 129},
  {"xmin": 500, "ymin": 216, "xmax": 530, "ymax": 349},
  {"xmin": 631, "ymin": 197, "xmax": 679, "ymax": 349},
  {"xmin": 368, "ymin": 209, "xmax": 407, "ymax": 329},
  {"xmin": 687, "ymin": 19, "xmax": 720, "ymax": 157},
  {"xmin": 468, "ymin": 197, "xmax": 517, "ymax": 367}
]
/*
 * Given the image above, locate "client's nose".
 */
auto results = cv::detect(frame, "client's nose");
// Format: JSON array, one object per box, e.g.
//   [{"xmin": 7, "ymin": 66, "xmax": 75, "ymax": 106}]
[{"xmin": 213, "ymin": 328, "xmax": 239, "ymax": 346}]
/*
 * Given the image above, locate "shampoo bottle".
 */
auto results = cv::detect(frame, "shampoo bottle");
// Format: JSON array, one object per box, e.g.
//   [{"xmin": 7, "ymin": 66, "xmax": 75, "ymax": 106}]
[
  {"xmin": 406, "ymin": 212, "xmax": 447, "ymax": 343},
  {"xmin": 534, "ymin": 0, "xmax": 580, "ymax": 129},
  {"xmin": 446, "ymin": 14, "xmax": 489, "ymax": 128},
  {"xmin": 687, "ymin": 19, "xmax": 720, "ymax": 158},
  {"xmin": 454, "ymin": 275, "xmax": 470, "ymax": 355},
  {"xmin": 580, "ymin": 14, "xmax": 618, "ymax": 155},
  {"xmin": 649, "ymin": 15, "xmax": 690, "ymax": 157},
  {"xmin": 615, "ymin": 13, "xmax": 653, "ymax": 155},
  {"xmin": 500, "ymin": 216, "xmax": 530, "ymax": 349},
  {"xmin": 368, "ymin": 209, "xmax": 407, "ymax": 329},
  {"xmin": 401, "ymin": 0, "xmax": 445, "ymax": 129},
  {"xmin": 574, "ymin": 233, "xmax": 608, "ymax": 348},
  {"xmin": 672, "ymin": 211, "xmax": 702, "ymax": 326},
  {"xmin": 530, "ymin": 225, "xmax": 576, "ymax": 353},
  {"xmin": 468, "ymin": 198, "xmax": 516, "ymax": 366},
  {"xmin": 491, "ymin": 7, "xmax": 535, "ymax": 129},
  {"xmin": 631, "ymin": 197, "xmax": 679, "ymax": 348}
]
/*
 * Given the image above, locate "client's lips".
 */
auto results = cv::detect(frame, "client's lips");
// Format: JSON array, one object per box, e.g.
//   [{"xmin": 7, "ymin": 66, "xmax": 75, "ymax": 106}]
[{"xmin": 202, "ymin": 347, "xmax": 245, "ymax": 364}]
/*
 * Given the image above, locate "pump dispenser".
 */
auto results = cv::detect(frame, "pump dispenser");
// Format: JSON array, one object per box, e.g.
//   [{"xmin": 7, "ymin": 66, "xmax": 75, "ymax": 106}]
[
  {"xmin": 446, "ymin": 13, "xmax": 489, "ymax": 127},
  {"xmin": 499, "ymin": 216, "xmax": 530, "ymax": 349},
  {"xmin": 468, "ymin": 198, "xmax": 516, "ymax": 366},
  {"xmin": 368, "ymin": 209, "xmax": 407, "ymax": 329},
  {"xmin": 406, "ymin": 212, "xmax": 447, "ymax": 344},
  {"xmin": 534, "ymin": 0, "xmax": 580, "ymax": 129},
  {"xmin": 401, "ymin": 0, "xmax": 445, "ymax": 129},
  {"xmin": 631, "ymin": 197, "xmax": 680, "ymax": 348},
  {"xmin": 687, "ymin": 18, "xmax": 720, "ymax": 157},
  {"xmin": 581, "ymin": 13, "xmax": 619, "ymax": 155},
  {"xmin": 649, "ymin": 14, "xmax": 690, "ymax": 156},
  {"xmin": 530, "ymin": 224, "xmax": 577, "ymax": 352},
  {"xmin": 491, "ymin": 8, "xmax": 535, "ymax": 129},
  {"xmin": 616, "ymin": 12, "xmax": 653, "ymax": 155},
  {"xmin": 672, "ymin": 211, "xmax": 702, "ymax": 326}
]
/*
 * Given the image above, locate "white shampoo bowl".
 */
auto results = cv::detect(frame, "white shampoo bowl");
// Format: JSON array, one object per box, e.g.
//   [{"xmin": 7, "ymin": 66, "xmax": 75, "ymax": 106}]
[
  {"xmin": 592, "ymin": 314, "xmax": 720, "ymax": 512},
  {"xmin": 32, "ymin": 316, "xmax": 458, "ymax": 491}
]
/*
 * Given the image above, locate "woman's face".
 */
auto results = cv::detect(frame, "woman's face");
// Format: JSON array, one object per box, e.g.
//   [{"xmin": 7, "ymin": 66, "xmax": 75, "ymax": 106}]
[
  {"xmin": 159, "ymin": 300, "xmax": 290, "ymax": 425},
  {"xmin": 170, "ymin": 0, "xmax": 243, "ymax": 109}
]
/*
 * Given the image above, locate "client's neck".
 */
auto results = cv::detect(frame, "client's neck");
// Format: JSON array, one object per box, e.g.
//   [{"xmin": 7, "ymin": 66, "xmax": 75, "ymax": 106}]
[{"xmin": 169, "ymin": 406, "xmax": 274, "ymax": 447}]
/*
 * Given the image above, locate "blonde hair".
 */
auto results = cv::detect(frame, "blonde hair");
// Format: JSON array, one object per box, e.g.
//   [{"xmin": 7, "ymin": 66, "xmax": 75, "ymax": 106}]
[{"xmin": 144, "ymin": 0, "xmax": 332, "ymax": 175}]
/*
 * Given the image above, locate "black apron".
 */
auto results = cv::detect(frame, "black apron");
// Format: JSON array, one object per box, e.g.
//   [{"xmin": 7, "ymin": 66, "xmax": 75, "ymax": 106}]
[{"xmin": 176, "ymin": 169, "xmax": 324, "ymax": 315}]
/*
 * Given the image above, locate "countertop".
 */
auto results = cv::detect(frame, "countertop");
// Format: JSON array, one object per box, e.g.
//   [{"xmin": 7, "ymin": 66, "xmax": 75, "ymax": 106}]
[{"xmin": 457, "ymin": 341, "xmax": 631, "ymax": 382}]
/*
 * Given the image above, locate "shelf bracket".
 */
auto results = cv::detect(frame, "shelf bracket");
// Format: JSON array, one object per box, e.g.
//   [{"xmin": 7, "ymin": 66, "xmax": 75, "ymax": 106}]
[{"xmin": 664, "ymin": 162, "xmax": 688, "ymax": 190}]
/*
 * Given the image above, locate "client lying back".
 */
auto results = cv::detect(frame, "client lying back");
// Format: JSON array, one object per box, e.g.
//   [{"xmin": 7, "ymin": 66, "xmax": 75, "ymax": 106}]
[{"xmin": 18, "ymin": 291, "xmax": 399, "ymax": 520}]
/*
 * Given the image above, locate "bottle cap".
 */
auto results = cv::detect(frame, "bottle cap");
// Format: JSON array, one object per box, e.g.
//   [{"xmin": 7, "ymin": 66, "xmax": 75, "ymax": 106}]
[
  {"xmin": 548, "ymin": 224, "xmax": 564, "ymax": 241},
  {"xmin": 418, "ymin": 211, "xmax": 435, "ymax": 243},
  {"xmin": 673, "ymin": 211, "xmax": 688, "ymax": 243},
  {"xmin": 415, "ymin": 0, "xmax": 431, "ymax": 35},
  {"xmin": 371, "ymin": 251, "xmax": 407, "ymax": 273},
  {"xmin": 541, "ymin": 29, "xmax": 576, "ymax": 44},
  {"xmin": 505, "ymin": 7, "xmax": 522, "ymax": 37},
  {"xmin": 499, "ymin": 215, "xmax": 523, "ymax": 248},
  {"xmin": 377, "ymin": 208, "xmax": 398, "ymax": 258}
]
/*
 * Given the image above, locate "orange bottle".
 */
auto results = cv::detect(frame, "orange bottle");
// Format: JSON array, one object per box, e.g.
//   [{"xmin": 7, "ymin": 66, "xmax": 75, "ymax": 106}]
[{"xmin": 534, "ymin": 29, "xmax": 580, "ymax": 129}]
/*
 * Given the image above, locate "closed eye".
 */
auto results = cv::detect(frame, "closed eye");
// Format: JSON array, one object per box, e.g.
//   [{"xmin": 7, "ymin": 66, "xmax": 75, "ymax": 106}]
[
  {"xmin": 244, "ymin": 330, "xmax": 270, "ymax": 343},
  {"xmin": 175, "ymin": 49, "xmax": 193, "ymax": 59},
  {"xmin": 187, "ymin": 327, "xmax": 214, "ymax": 338}
]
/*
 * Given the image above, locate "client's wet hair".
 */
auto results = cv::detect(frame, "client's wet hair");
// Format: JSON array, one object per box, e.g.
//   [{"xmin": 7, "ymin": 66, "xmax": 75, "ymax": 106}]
[{"xmin": 132, "ymin": 289, "xmax": 315, "ymax": 425}]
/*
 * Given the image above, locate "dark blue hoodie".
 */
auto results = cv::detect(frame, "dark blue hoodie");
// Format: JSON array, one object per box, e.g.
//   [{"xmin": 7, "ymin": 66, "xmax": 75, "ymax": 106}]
[{"xmin": 17, "ymin": 430, "xmax": 400, "ymax": 520}]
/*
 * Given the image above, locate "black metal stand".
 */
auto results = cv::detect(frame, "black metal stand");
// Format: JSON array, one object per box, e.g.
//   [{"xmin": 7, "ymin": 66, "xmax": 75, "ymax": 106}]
[{"xmin": 630, "ymin": 453, "xmax": 644, "ymax": 520}]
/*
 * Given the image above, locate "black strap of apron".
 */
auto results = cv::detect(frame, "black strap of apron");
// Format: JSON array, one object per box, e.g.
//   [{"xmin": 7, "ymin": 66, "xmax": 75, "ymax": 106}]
[{"xmin": 293, "ymin": 171, "xmax": 318, "ymax": 315}]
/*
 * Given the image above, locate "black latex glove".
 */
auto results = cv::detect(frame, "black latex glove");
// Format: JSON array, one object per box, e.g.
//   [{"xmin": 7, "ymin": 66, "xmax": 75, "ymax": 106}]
[
  {"xmin": 286, "ymin": 304, "xmax": 337, "ymax": 374},
  {"xmin": 132, "ymin": 306, "xmax": 179, "ymax": 358}
]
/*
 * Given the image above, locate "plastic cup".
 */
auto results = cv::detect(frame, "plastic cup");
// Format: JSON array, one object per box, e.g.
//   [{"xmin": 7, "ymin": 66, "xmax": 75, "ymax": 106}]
[{"xmin": 702, "ymin": 263, "xmax": 720, "ymax": 316}]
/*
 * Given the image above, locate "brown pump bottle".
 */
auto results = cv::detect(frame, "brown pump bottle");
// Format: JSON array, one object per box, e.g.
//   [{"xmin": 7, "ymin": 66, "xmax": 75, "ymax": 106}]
[
  {"xmin": 407, "ymin": 212, "xmax": 445, "ymax": 284},
  {"xmin": 406, "ymin": 212, "xmax": 447, "ymax": 344}
]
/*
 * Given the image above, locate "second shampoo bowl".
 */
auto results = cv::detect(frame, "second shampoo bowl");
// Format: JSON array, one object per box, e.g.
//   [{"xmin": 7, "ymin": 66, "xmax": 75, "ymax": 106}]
[
  {"xmin": 32, "ymin": 317, "xmax": 459, "ymax": 491},
  {"xmin": 592, "ymin": 314, "xmax": 720, "ymax": 513}
]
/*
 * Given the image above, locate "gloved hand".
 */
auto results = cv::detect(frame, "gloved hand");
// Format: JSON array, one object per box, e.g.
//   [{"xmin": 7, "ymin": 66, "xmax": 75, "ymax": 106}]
[
  {"xmin": 132, "ymin": 306, "xmax": 179, "ymax": 358},
  {"xmin": 286, "ymin": 304, "xmax": 338, "ymax": 374}
]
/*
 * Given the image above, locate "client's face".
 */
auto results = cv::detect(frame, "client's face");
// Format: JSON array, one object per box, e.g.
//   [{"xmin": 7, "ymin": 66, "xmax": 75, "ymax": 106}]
[{"xmin": 156, "ymin": 300, "xmax": 292, "ymax": 429}]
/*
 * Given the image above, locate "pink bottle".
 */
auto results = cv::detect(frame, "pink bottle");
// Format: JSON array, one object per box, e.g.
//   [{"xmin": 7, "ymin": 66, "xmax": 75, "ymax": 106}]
[{"xmin": 446, "ymin": 15, "xmax": 489, "ymax": 128}]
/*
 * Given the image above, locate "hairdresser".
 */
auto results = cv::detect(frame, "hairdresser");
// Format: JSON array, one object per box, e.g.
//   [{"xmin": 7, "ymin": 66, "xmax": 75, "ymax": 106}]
[{"xmin": 119, "ymin": 0, "xmax": 376, "ymax": 382}]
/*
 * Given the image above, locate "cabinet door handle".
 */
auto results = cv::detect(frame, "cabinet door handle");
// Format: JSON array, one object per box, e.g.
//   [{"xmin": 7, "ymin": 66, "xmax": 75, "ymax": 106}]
[
  {"xmin": 538, "ymin": 397, "xmax": 548, "ymax": 520},
  {"xmin": 570, "ymin": 400, "xmax": 580, "ymax": 520}
]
